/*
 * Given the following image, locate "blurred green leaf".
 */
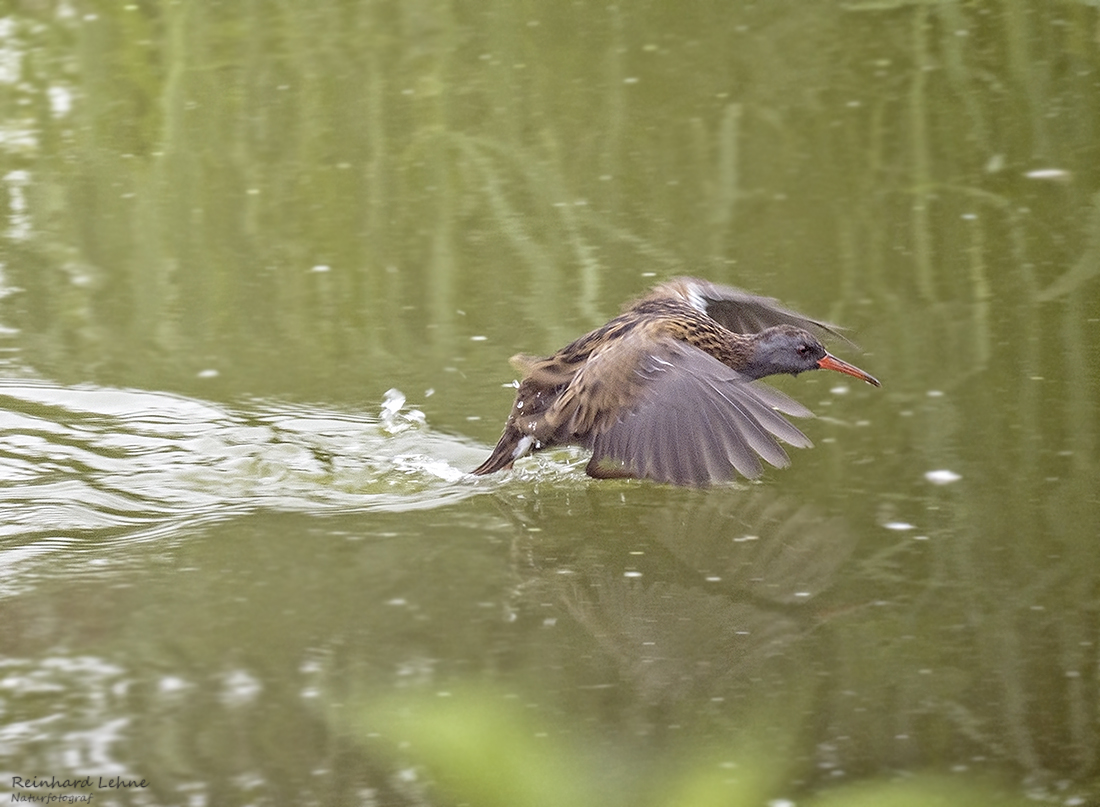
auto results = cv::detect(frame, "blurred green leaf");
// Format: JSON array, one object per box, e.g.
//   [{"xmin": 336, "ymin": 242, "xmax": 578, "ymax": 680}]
[
  {"xmin": 344, "ymin": 688, "xmax": 601, "ymax": 807},
  {"xmin": 338, "ymin": 688, "xmax": 1035, "ymax": 807},
  {"xmin": 811, "ymin": 774, "xmax": 1035, "ymax": 807},
  {"xmin": 661, "ymin": 757, "xmax": 775, "ymax": 807}
]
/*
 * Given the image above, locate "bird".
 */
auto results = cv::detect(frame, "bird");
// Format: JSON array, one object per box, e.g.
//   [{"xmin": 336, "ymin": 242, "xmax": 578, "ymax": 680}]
[{"xmin": 472, "ymin": 277, "xmax": 880, "ymax": 487}]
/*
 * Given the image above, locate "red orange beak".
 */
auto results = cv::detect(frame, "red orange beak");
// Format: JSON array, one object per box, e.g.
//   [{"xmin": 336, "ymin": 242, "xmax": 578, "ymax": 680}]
[{"xmin": 818, "ymin": 353, "xmax": 881, "ymax": 387}]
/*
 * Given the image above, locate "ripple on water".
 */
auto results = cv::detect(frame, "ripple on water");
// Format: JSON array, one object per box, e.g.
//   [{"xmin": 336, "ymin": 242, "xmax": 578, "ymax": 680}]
[
  {"xmin": 0, "ymin": 654, "xmax": 135, "ymax": 778},
  {"xmin": 0, "ymin": 379, "xmax": 486, "ymax": 590}
]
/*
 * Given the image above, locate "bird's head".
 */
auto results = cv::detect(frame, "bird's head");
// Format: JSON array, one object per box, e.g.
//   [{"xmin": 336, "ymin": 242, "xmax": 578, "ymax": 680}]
[{"xmin": 747, "ymin": 325, "xmax": 880, "ymax": 386}]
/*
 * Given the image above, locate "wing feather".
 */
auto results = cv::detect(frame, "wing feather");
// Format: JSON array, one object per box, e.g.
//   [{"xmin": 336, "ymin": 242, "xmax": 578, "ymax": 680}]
[
  {"xmin": 559, "ymin": 334, "xmax": 814, "ymax": 486},
  {"xmin": 648, "ymin": 277, "xmax": 853, "ymax": 345}
]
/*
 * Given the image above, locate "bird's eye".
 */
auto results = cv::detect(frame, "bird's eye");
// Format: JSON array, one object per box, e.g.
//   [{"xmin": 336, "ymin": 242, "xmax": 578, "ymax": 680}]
[{"xmin": 797, "ymin": 344, "xmax": 811, "ymax": 356}]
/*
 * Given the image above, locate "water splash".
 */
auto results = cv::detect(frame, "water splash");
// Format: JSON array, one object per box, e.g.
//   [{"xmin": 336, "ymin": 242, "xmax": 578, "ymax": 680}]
[{"xmin": 0, "ymin": 379, "xmax": 486, "ymax": 593}]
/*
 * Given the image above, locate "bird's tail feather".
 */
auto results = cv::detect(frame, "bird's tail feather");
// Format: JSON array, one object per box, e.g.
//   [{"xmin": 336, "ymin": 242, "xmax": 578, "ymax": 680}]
[{"xmin": 471, "ymin": 428, "xmax": 523, "ymax": 475}]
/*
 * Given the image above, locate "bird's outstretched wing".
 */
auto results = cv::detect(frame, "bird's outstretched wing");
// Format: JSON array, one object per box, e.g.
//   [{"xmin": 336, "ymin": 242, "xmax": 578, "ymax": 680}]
[
  {"xmin": 645, "ymin": 277, "xmax": 852, "ymax": 344},
  {"xmin": 546, "ymin": 333, "xmax": 814, "ymax": 486}
]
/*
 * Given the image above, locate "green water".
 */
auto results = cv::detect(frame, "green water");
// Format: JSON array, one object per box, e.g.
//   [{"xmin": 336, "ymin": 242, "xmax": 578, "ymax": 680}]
[{"xmin": 1, "ymin": 2, "xmax": 1098, "ymax": 805}]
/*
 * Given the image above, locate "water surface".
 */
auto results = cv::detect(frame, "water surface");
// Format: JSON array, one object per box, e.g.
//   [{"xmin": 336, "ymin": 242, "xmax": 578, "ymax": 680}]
[{"xmin": 1, "ymin": 2, "xmax": 1098, "ymax": 805}]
